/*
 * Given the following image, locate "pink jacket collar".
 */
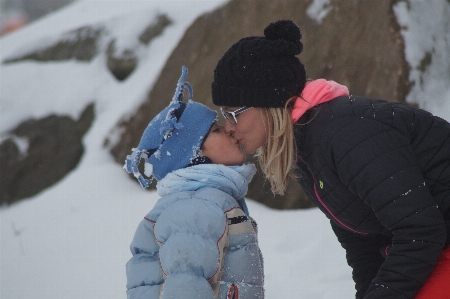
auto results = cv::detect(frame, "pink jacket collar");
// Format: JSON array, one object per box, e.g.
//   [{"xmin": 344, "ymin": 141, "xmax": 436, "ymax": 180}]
[{"xmin": 291, "ymin": 79, "xmax": 349, "ymax": 123}]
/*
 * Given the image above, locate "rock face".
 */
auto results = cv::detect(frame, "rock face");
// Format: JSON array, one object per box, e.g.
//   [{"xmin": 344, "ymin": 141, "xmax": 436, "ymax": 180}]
[
  {"xmin": 0, "ymin": 14, "xmax": 173, "ymax": 205},
  {"xmin": 3, "ymin": 25, "xmax": 105, "ymax": 63},
  {"xmin": 106, "ymin": 14, "xmax": 173, "ymax": 81},
  {"xmin": 1, "ymin": 0, "xmax": 414, "ymax": 209},
  {"xmin": 3, "ymin": 13, "xmax": 172, "ymax": 81},
  {"xmin": 110, "ymin": 0, "xmax": 410, "ymax": 209},
  {"xmin": 0, "ymin": 104, "xmax": 94, "ymax": 205}
]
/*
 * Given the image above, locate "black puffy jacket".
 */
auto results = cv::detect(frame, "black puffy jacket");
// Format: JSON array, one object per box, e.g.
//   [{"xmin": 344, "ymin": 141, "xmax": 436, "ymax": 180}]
[{"xmin": 294, "ymin": 96, "xmax": 450, "ymax": 299}]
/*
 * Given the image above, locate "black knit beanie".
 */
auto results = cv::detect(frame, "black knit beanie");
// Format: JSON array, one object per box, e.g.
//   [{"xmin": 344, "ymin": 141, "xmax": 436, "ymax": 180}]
[{"xmin": 212, "ymin": 20, "xmax": 306, "ymax": 108}]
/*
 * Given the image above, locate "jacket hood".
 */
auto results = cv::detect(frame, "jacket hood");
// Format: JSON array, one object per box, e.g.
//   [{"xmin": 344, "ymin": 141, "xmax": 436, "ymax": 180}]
[{"xmin": 291, "ymin": 79, "xmax": 349, "ymax": 123}]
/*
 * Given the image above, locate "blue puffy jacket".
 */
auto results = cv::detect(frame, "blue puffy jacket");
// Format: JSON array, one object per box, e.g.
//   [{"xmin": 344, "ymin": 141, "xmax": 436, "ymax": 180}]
[{"xmin": 126, "ymin": 163, "xmax": 264, "ymax": 299}]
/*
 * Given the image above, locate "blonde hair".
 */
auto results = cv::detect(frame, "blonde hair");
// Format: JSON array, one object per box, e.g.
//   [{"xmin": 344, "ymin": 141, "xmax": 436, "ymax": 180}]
[{"xmin": 256, "ymin": 97, "xmax": 297, "ymax": 195}]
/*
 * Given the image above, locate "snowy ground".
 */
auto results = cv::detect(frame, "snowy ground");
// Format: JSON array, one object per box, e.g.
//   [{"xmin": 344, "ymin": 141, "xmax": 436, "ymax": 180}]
[{"xmin": 1, "ymin": 0, "xmax": 449, "ymax": 298}]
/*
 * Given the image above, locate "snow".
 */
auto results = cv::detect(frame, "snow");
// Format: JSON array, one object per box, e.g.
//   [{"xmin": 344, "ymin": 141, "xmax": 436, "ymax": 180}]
[
  {"xmin": 306, "ymin": 0, "xmax": 333, "ymax": 24},
  {"xmin": 393, "ymin": 0, "xmax": 450, "ymax": 119},
  {"xmin": 144, "ymin": 162, "xmax": 153, "ymax": 177},
  {"xmin": 1, "ymin": 1, "xmax": 449, "ymax": 299},
  {"xmin": 1, "ymin": 135, "xmax": 29, "ymax": 156}
]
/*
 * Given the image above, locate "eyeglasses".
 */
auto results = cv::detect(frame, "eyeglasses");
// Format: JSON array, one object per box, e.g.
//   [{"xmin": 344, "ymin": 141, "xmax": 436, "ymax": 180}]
[{"xmin": 220, "ymin": 107, "xmax": 252, "ymax": 124}]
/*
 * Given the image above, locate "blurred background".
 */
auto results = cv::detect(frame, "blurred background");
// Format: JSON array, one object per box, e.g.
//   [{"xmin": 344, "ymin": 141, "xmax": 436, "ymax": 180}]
[
  {"xmin": 5, "ymin": 0, "xmax": 448, "ymax": 210},
  {"xmin": 0, "ymin": 0, "xmax": 76, "ymax": 35}
]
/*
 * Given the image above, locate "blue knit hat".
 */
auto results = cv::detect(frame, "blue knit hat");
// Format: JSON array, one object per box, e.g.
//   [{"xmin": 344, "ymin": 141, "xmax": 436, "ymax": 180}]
[{"xmin": 124, "ymin": 66, "xmax": 217, "ymax": 188}]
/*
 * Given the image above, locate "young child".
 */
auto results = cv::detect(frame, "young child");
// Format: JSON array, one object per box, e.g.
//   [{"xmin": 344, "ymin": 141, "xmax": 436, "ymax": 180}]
[{"xmin": 124, "ymin": 66, "xmax": 264, "ymax": 299}]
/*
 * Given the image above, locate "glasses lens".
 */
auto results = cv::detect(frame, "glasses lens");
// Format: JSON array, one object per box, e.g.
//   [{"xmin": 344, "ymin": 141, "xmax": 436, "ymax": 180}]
[{"xmin": 221, "ymin": 108, "xmax": 237, "ymax": 124}]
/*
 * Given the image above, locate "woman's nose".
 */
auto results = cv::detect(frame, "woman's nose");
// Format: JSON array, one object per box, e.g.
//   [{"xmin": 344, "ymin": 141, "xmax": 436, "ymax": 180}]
[{"xmin": 223, "ymin": 121, "xmax": 235, "ymax": 135}]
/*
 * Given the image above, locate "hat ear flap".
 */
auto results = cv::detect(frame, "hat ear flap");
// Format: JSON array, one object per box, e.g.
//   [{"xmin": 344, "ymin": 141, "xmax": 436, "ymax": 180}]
[{"xmin": 124, "ymin": 148, "xmax": 154, "ymax": 188}]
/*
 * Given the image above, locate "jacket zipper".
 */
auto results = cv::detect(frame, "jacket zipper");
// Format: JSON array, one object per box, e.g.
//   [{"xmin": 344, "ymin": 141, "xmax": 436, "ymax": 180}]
[
  {"xmin": 313, "ymin": 183, "xmax": 368, "ymax": 235},
  {"xmin": 298, "ymin": 155, "xmax": 368, "ymax": 235},
  {"xmin": 227, "ymin": 284, "xmax": 238, "ymax": 299}
]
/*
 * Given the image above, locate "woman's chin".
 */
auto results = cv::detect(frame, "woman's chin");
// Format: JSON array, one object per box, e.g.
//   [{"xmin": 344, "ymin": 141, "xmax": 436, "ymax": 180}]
[
  {"xmin": 239, "ymin": 145, "xmax": 249, "ymax": 156},
  {"xmin": 239, "ymin": 144, "xmax": 248, "ymax": 156},
  {"xmin": 241, "ymin": 146, "xmax": 257, "ymax": 155}
]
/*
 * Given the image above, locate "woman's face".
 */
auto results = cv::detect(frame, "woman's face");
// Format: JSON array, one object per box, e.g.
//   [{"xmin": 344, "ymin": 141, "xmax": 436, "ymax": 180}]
[
  {"xmin": 201, "ymin": 123, "xmax": 246, "ymax": 165},
  {"xmin": 221, "ymin": 107, "xmax": 268, "ymax": 154}
]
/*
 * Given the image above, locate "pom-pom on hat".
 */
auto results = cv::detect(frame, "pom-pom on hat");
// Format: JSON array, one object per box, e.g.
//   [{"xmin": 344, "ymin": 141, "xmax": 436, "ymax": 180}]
[
  {"xmin": 124, "ymin": 66, "xmax": 217, "ymax": 188},
  {"xmin": 212, "ymin": 20, "xmax": 306, "ymax": 108}
]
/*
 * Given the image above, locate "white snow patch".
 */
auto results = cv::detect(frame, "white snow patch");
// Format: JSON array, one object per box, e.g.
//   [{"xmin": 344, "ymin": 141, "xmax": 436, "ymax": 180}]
[
  {"xmin": 0, "ymin": 134, "xmax": 30, "ymax": 156},
  {"xmin": 306, "ymin": 0, "xmax": 333, "ymax": 24},
  {"xmin": 393, "ymin": 0, "xmax": 450, "ymax": 121},
  {"xmin": 144, "ymin": 162, "xmax": 153, "ymax": 177}
]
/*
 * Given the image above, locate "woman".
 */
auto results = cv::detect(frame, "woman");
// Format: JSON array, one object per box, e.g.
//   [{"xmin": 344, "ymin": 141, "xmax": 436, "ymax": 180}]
[
  {"xmin": 212, "ymin": 20, "xmax": 450, "ymax": 299},
  {"xmin": 124, "ymin": 66, "xmax": 264, "ymax": 299}
]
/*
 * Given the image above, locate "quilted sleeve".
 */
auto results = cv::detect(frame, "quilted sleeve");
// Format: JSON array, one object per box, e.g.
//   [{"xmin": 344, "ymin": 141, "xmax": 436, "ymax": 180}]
[
  {"xmin": 154, "ymin": 197, "xmax": 228, "ymax": 299},
  {"xmin": 126, "ymin": 217, "xmax": 164, "ymax": 299},
  {"xmin": 331, "ymin": 221, "xmax": 386, "ymax": 299},
  {"xmin": 330, "ymin": 117, "xmax": 446, "ymax": 299}
]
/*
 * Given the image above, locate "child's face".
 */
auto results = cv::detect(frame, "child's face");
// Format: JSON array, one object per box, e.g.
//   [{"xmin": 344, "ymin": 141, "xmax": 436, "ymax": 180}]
[
  {"xmin": 221, "ymin": 106, "xmax": 268, "ymax": 154},
  {"xmin": 201, "ymin": 123, "xmax": 246, "ymax": 166}
]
